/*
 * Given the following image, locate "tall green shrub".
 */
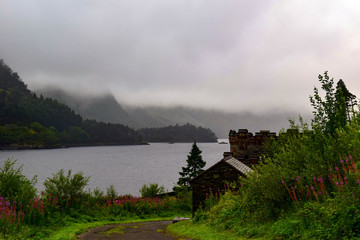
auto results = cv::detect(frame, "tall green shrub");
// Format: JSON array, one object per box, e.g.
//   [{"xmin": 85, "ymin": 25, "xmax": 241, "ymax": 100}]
[
  {"xmin": 106, "ymin": 184, "xmax": 118, "ymax": 201},
  {"xmin": 0, "ymin": 158, "xmax": 37, "ymax": 207},
  {"xmin": 43, "ymin": 169, "xmax": 90, "ymax": 207},
  {"xmin": 139, "ymin": 183, "xmax": 165, "ymax": 198},
  {"xmin": 310, "ymin": 71, "xmax": 357, "ymax": 136}
]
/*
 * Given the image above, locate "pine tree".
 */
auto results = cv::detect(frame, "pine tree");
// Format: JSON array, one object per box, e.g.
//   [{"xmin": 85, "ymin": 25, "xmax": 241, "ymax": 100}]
[
  {"xmin": 177, "ymin": 141, "xmax": 206, "ymax": 187},
  {"xmin": 309, "ymin": 71, "xmax": 357, "ymax": 136},
  {"xmin": 336, "ymin": 79, "xmax": 357, "ymax": 122}
]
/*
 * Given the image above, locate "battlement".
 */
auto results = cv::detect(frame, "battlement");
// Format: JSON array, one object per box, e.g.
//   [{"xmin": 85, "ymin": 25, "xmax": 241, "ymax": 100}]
[{"xmin": 227, "ymin": 129, "xmax": 277, "ymax": 165}]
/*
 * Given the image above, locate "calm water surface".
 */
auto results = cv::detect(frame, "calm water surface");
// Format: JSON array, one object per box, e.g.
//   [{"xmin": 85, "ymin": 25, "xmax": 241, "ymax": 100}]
[{"xmin": 0, "ymin": 142, "xmax": 229, "ymax": 196}]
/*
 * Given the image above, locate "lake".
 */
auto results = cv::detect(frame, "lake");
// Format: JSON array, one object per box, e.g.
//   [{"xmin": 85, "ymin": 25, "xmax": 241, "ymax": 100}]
[{"xmin": 0, "ymin": 142, "xmax": 229, "ymax": 196}]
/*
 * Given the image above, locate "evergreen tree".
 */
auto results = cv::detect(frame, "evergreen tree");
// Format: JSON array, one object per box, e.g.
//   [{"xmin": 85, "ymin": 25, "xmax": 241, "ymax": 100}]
[
  {"xmin": 336, "ymin": 79, "xmax": 357, "ymax": 122},
  {"xmin": 177, "ymin": 141, "xmax": 206, "ymax": 187},
  {"xmin": 309, "ymin": 71, "xmax": 357, "ymax": 135}
]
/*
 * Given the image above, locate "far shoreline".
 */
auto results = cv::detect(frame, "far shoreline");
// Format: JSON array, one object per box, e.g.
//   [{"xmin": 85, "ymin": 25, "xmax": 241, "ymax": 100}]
[
  {"xmin": 0, "ymin": 140, "xmax": 220, "ymax": 151},
  {"xmin": 0, "ymin": 142, "xmax": 149, "ymax": 151}
]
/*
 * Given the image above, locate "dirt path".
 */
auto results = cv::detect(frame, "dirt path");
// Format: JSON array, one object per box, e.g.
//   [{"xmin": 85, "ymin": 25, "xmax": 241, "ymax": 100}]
[{"xmin": 77, "ymin": 220, "xmax": 191, "ymax": 240}]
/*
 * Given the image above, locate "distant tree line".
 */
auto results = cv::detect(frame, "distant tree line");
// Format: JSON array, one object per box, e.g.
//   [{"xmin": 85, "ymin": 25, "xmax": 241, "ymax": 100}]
[
  {"xmin": 138, "ymin": 123, "xmax": 217, "ymax": 143},
  {"xmin": 0, "ymin": 60, "xmax": 143, "ymax": 148},
  {"xmin": 0, "ymin": 60, "xmax": 218, "ymax": 148}
]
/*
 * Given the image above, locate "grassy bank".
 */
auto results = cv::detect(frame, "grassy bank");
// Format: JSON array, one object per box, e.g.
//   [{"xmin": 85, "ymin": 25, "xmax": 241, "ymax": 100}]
[
  {"xmin": 168, "ymin": 117, "xmax": 360, "ymax": 239},
  {"xmin": 0, "ymin": 195, "xmax": 191, "ymax": 240},
  {"xmin": 0, "ymin": 159, "xmax": 191, "ymax": 239},
  {"xmin": 167, "ymin": 220, "xmax": 269, "ymax": 240}
]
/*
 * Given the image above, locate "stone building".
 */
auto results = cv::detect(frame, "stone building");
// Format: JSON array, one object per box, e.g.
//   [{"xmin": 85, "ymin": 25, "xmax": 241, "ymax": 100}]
[
  {"xmin": 189, "ymin": 156, "xmax": 252, "ymax": 214},
  {"xmin": 225, "ymin": 129, "xmax": 277, "ymax": 166},
  {"xmin": 189, "ymin": 129, "xmax": 277, "ymax": 214}
]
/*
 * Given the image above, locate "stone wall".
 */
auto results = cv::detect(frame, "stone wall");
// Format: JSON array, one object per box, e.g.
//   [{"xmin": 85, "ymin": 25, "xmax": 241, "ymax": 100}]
[
  {"xmin": 190, "ymin": 160, "xmax": 246, "ymax": 215},
  {"xmin": 229, "ymin": 129, "xmax": 276, "ymax": 164}
]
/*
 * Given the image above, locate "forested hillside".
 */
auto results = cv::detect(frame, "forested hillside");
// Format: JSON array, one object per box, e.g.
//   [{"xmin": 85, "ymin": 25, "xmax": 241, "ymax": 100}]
[
  {"xmin": 138, "ymin": 123, "xmax": 217, "ymax": 143},
  {"xmin": 37, "ymin": 87, "xmax": 296, "ymax": 138},
  {"xmin": 38, "ymin": 88, "xmax": 135, "ymax": 127},
  {"xmin": 0, "ymin": 60, "xmax": 143, "ymax": 148}
]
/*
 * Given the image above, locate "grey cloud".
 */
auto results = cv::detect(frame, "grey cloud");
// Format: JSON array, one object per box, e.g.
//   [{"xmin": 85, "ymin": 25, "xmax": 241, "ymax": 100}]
[{"xmin": 1, "ymin": 0, "xmax": 360, "ymax": 114}]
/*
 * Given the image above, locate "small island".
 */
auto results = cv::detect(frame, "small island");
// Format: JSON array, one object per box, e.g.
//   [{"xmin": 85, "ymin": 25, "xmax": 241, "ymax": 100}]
[{"xmin": 138, "ymin": 123, "xmax": 217, "ymax": 143}]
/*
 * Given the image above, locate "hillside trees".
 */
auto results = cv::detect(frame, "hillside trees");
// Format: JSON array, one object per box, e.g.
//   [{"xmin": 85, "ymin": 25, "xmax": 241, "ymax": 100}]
[
  {"xmin": 0, "ymin": 59, "xmax": 143, "ymax": 147},
  {"xmin": 138, "ymin": 123, "xmax": 217, "ymax": 143},
  {"xmin": 81, "ymin": 119, "xmax": 142, "ymax": 145}
]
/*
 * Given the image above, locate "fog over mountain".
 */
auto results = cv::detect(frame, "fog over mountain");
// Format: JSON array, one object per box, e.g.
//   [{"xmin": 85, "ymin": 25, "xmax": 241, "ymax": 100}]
[
  {"xmin": 37, "ymin": 87, "xmax": 309, "ymax": 138},
  {"xmin": 2, "ymin": 1, "xmax": 360, "ymax": 116}
]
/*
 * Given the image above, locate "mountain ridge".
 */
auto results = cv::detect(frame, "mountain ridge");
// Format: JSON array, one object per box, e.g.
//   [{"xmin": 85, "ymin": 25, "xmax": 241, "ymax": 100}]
[
  {"xmin": 36, "ymin": 86, "xmax": 304, "ymax": 138},
  {"xmin": 0, "ymin": 60, "xmax": 218, "ymax": 147}
]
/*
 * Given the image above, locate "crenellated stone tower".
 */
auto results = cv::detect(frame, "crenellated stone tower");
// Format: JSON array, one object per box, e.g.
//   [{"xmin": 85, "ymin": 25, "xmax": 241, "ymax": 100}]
[{"xmin": 224, "ymin": 129, "xmax": 277, "ymax": 166}]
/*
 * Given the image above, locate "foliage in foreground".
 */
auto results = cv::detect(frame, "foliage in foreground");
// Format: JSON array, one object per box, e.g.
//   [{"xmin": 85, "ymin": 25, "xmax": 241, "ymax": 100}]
[
  {"xmin": 170, "ymin": 72, "xmax": 360, "ymax": 240},
  {"xmin": 139, "ymin": 183, "xmax": 165, "ymax": 198},
  {"xmin": 183, "ymin": 120, "xmax": 360, "ymax": 239},
  {"xmin": 0, "ymin": 162, "xmax": 191, "ymax": 239}
]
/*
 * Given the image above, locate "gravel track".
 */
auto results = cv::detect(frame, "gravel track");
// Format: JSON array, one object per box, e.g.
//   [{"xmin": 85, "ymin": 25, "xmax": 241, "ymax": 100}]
[{"xmin": 77, "ymin": 220, "xmax": 191, "ymax": 240}]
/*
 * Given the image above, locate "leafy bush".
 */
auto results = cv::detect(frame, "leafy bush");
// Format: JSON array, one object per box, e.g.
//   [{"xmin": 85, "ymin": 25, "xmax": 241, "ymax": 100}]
[
  {"xmin": 43, "ymin": 169, "xmax": 90, "ymax": 207},
  {"xmin": 191, "ymin": 118, "xmax": 360, "ymax": 239},
  {"xmin": 92, "ymin": 186, "xmax": 104, "ymax": 199},
  {"xmin": 106, "ymin": 184, "xmax": 118, "ymax": 201},
  {"xmin": 0, "ymin": 158, "xmax": 37, "ymax": 207},
  {"xmin": 0, "ymin": 165, "xmax": 191, "ymax": 239},
  {"xmin": 139, "ymin": 183, "xmax": 165, "ymax": 198}
]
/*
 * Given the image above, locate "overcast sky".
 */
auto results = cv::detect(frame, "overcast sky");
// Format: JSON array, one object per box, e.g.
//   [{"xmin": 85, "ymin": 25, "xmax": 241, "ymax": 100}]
[{"xmin": 1, "ymin": 0, "xmax": 360, "ymax": 114}]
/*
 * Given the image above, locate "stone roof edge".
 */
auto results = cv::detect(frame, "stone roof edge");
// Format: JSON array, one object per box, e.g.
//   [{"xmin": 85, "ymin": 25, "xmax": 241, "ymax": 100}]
[
  {"xmin": 189, "ymin": 160, "xmax": 225, "ymax": 183},
  {"xmin": 189, "ymin": 156, "xmax": 250, "ymax": 183},
  {"xmin": 225, "ymin": 157, "xmax": 253, "ymax": 176}
]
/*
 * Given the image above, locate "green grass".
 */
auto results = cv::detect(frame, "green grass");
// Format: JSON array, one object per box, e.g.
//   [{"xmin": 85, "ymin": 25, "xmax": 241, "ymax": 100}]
[{"xmin": 166, "ymin": 220, "xmax": 267, "ymax": 240}]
